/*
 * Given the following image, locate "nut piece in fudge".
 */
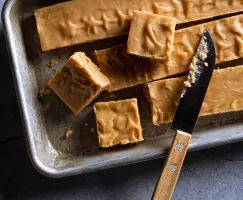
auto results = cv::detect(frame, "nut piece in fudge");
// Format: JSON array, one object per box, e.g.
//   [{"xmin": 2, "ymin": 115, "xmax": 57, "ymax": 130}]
[
  {"xmin": 48, "ymin": 52, "xmax": 110, "ymax": 115},
  {"xmin": 127, "ymin": 10, "xmax": 177, "ymax": 61},
  {"xmin": 94, "ymin": 98, "xmax": 143, "ymax": 148}
]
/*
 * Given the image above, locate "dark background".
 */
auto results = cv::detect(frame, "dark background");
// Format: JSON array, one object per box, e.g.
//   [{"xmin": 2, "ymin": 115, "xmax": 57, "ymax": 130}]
[{"xmin": 1, "ymin": 1, "xmax": 243, "ymax": 199}]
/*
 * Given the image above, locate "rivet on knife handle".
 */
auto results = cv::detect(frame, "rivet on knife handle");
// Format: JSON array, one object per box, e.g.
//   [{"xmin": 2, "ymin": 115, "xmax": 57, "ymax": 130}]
[{"xmin": 153, "ymin": 131, "xmax": 191, "ymax": 200}]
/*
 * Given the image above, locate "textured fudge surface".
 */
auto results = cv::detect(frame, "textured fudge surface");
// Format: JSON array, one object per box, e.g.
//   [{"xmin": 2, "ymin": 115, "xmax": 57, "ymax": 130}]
[
  {"xmin": 145, "ymin": 66, "xmax": 243, "ymax": 125},
  {"xmin": 127, "ymin": 10, "xmax": 176, "ymax": 61},
  {"xmin": 95, "ymin": 14, "xmax": 243, "ymax": 92},
  {"xmin": 35, "ymin": 0, "xmax": 243, "ymax": 51},
  {"xmin": 94, "ymin": 98, "xmax": 143, "ymax": 147},
  {"xmin": 95, "ymin": 45, "xmax": 165, "ymax": 92},
  {"xmin": 48, "ymin": 52, "xmax": 110, "ymax": 115}
]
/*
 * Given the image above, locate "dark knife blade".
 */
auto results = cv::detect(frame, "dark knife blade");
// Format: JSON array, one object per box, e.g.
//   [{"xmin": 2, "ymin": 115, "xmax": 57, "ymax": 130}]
[{"xmin": 171, "ymin": 29, "xmax": 216, "ymax": 134}]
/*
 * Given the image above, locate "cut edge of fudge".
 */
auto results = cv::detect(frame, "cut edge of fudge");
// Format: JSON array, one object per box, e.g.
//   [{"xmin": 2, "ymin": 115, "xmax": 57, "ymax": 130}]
[
  {"xmin": 144, "ymin": 76, "xmax": 185, "ymax": 125},
  {"xmin": 143, "ymin": 83, "xmax": 158, "ymax": 126},
  {"xmin": 70, "ymin": 52, "xmax": 110, "ymax": 88},
  {"xmin": 94, "ymin": 98, "xmax": 144, "ymax": 148}
]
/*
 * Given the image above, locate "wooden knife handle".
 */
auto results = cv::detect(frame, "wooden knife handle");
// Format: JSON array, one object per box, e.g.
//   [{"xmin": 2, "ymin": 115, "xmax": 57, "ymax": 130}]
[{"xmin": 153, "ymin": 130, "xmax": 192, "ymax": 200}]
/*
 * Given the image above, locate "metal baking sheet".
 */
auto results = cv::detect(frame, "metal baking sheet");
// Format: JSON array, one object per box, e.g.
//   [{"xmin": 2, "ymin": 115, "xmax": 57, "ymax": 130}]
[{"xmin": 2, "ymin": 0, "xmax": 243, "ymax": 178}]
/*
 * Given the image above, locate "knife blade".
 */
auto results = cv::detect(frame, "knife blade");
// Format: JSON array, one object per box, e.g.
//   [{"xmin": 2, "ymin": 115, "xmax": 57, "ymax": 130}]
[
  {"xmin": 153, "ymin": 29, "xmax": 216, "ymax": 200},
  {"xmin": 171, "ymin": 29, "xmax": 216, "ymax": 134}
]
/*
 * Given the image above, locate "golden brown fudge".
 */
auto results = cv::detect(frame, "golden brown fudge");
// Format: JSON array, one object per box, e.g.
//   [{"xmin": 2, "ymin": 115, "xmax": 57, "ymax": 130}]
[
  {"xmin": 94, "ymin": 98, "xmax": 143, "ymax": 148},
  {"xmin": 144, "ymin": 66, "xmax": 243, "ymax": 125},
  {"xmin": 169, "ymin": 14, "xmax": 243, "ymax": 75},
  {"xmin": 35, "ymin": 0, "xmax": 243, "ymax": 51},
  {"xmin": 48, "ymin": 52, "xmax": 110, "ymax": 115},
  {"xmin": 95, "ymin": 45, "xmax": 165, "ymax": 92},
  {"xmin": 95, "ymin": 14, "xmax": 243, "ymax": 92},
  {"xmin": 127, "ymin": 11, "xmax": 176, "ymax": 61}
]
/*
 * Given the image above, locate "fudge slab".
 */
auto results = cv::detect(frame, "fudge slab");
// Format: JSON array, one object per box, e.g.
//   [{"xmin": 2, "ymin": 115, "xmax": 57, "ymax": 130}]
[
  {"xmin": 127, "ymin": 11, "xmax": 176, "ymax": 61},
  {"xmin": 35, "ymin": 0, "xmax": 243, "ymax": 51},
  {"xmin": 48, "ymin": 52, "xmax": 110, "ymax": 115},
  {"xmin": 95, "ymin": 14, "xmax": 243, "ymax": 92},
  {"xmin": 144, "ymin": 66, "xmax": 243, "ymax": 125},
  {"xmin": 94, "ymin": 98, "xmax": 143, "ymax": 148},
  {"xmin": 95, "ymin": 44, "xmax": 165, "ymax": 92},
  {"xmin": 169, "ymin": 14, "xmax": 243, "ymax": 74}
]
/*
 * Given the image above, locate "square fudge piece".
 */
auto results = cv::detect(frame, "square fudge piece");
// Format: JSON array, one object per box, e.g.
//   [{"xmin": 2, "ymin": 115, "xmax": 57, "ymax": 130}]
[
  {"xmin": 48, "ymin": 52, "xmax": 110, "ymax": 115},
  {"xmin": 94, "ymin": 98, "xmax": 143, "ymax": 148},
  {"xmin": 127, "ymin": 10, "xmax": 177, "ymax": 61}
]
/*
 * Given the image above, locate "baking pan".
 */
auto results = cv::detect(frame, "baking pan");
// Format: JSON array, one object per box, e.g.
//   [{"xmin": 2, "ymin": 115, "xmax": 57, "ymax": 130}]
[{"xmin": 2, "ymin": 0, "xmax": 243, "ymax": 178}]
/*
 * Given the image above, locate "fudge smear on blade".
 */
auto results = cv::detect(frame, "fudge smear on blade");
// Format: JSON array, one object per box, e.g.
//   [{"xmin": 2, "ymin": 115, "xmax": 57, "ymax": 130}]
[{"xmin": 181, "ymin": 34, "xmax": 209, "ymax": 98}]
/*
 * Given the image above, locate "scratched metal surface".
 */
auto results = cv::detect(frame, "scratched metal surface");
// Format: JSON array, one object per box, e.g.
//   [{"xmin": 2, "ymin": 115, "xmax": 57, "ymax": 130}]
[{"xmin": 2, "ymin": 0, "xmax": 243, "ymax": 178}]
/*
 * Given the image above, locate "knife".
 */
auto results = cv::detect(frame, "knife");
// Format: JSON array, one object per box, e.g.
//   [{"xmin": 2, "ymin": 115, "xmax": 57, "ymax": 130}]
[{"xmin": 153, "ymin": 29, "xmax": 216, "ymax": 200}]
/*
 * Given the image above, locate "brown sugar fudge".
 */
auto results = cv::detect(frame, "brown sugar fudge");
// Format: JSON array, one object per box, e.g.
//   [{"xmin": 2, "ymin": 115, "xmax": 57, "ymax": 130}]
[
  {"xmin": 95, "ymin": 14, "xmax": 243, "ymax": 92},
  {"xmin": 127, "ymin": 11, "xmax": 176, "ymax": 61},
  {"xmin": 35, "ymin": 0, "xmax": 243, "ymax": 51},
  {"xmin": 94, "ymin": 98, "xmax": 143, "ymax": 148},
  {"xmin": 48, "ymin": 52, "xmax": 110, "ymax": 115},
  {"xmin": 95, "ymin": 44, "xmax": 166, "ymax": 92},
  {"xmin": 144, "ymin": 66, "xmax": 243, "ymax": 125},
  {"xmin": 169, "ymin": 14, "xmax": 243, "ymax": 75}
]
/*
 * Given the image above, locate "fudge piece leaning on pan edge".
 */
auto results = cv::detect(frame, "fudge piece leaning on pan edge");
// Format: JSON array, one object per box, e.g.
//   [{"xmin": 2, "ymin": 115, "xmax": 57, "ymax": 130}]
[
  {"xmin": 95, "ymin": 14, "xmax": 243, "ymax": 92},
  {"xmin": 48, "ymin": 52, "xmax": 110, "ymax": 115},
  {"xmin": 35, "ymin": 0, "xmax": 243, "ymax": 51}
]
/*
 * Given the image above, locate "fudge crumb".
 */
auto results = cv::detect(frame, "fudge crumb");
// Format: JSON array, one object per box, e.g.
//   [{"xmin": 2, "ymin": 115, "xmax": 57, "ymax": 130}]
[
  {"xmin": 65, "ymin": 129, "xmax": 73, "ymax": 138},
  {"xmin": 192, "ymin": 57, "xmax": 197, "ymax": 66},
  {"xmin": 202, "ymin": 42, "xmax": 208, "ymax": 50},
  {"xmin": 47, "ymin": 60, "xmax": 58, "ymax": 68},
  {"xmin": 91, "ymin": 128, "xmax": 95, "ymax": 133},
  {"xmin": 199, "ymin": 52, "xmax": 207, "ymax": 60},
  {"xmin": 39, "ymin": 89, "xmax": 45, "ymax": 97},
  {"xmin": 184, "ymin": 81, "xmax": 191, "ymax": 88},
  {"xmin": 190, "ymin": 74, "xmax": 196, "ymax": 84},
  {"xmin": 39, "ymin": 88, "xmax": 52, "ymax": 97},
  {"xmin": 85, "ymin": 123, "xmax": 88, "ymax": 127},
  {"xmin": 204, "ymin": 62, "xmax": 208, "ymax": 67},
  {"xmin": 189, "ymin": 63, "xmax": 195, "ymax": 71}
]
